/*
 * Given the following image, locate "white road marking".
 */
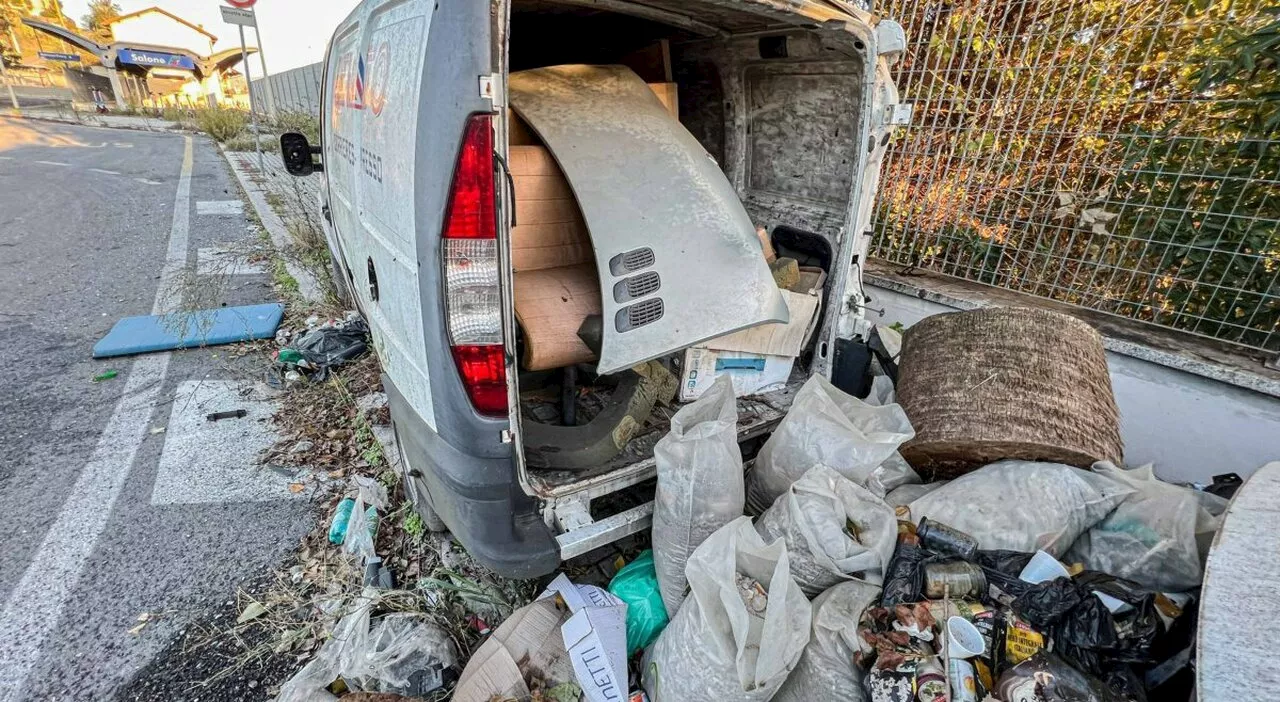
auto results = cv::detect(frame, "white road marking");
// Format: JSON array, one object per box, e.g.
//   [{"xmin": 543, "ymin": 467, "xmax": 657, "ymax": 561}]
[
  {"xmin": 0, "ymin": 156, "xmax": 11, "ymax": 160},
  {"xmin": 0, "ymin": 136, "xmax": 192, "ymax": 699},
  {"xmin": 135, "ymin": 177, "xmax": 163, "ymax": 185},
  {"xmin": 196, "ymin": 199, "xmax": 244, "ymax": 216},
  {"xmin": 89, "ymin": 167, "xmax": 121, "ymax": 176},
  {"xmin": 196, "ymin": 246, "xmax": 266, "ymax": 275},
  {"xmin": 35, "ymin": 160, "xmax": 70, "ymax": 167},
  {"xmin": 150, "ymin": 381, "xmax": 299, "ymax": 505},
  {"xmin": 114, "ymin": 142, "xmax": 133, "ymax": 148}
]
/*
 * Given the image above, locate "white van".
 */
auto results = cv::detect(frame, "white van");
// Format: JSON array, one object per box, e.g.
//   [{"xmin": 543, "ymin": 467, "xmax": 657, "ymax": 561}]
[{"xmin": 281, "ymin": 0, "xmax": 909, "ymax": 577}]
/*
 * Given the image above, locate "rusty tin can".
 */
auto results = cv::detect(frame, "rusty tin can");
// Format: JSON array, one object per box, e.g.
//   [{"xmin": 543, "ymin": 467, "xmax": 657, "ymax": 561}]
[
  {"xmin": 923, "ymin": 561, "xmax": 987, "ymax": 599},
  {"xmin": 917, "ymin": 517, "xmax": 980, "ymax": 560}
]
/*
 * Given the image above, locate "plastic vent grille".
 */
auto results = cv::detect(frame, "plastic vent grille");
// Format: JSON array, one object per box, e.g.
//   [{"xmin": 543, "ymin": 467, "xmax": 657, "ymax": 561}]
[
  {"xmin": 613, "ymin": 271, "xmax": 661, "ymax": 302},
  {"xmin": 615, "ymin": 298, "xmax": 664, "ymax": 332},
  {"xmin": 609, "ymin": 247, "xmax": 656, "ymax": 276}
]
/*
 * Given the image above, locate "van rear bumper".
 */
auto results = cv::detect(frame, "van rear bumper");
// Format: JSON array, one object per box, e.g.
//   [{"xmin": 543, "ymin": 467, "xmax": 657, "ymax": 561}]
[{"xmin": 384, "ymin": 377, "xmax": 560, "ymax": 579}]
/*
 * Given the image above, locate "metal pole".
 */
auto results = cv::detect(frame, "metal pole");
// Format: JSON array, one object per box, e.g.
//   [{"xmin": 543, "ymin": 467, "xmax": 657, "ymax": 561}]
[
  {"xmin": 106, "ymin": 66, "xmax": 126, "ymax": 109},
  {"xmin": 238, "ymin": 23, "xmax": 262, "ymax": 172},
  {"xmin": 0, "ymin": 54, "xmax": 19, "ymax": 111},
  {"xmin": 251, "ymin": 6, "xmax": 276, "ymax": 119}
]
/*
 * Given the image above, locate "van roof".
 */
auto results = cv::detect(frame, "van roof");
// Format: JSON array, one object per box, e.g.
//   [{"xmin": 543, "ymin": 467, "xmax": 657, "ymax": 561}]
[{"xmin": 516, "ymin": 0, "xmax": 874, "ymax": 36}]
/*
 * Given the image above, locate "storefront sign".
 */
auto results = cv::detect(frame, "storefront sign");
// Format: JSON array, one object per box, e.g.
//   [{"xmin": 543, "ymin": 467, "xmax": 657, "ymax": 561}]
[{"xmin": 117, "ymin": 48, "xmax": 196, "ymax": 71}]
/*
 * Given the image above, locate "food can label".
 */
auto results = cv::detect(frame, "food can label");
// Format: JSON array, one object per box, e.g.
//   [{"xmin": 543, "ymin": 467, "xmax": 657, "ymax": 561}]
[{"xmin": 1005, "ymin": 618, "xmax": 1045, "ymax": 664}]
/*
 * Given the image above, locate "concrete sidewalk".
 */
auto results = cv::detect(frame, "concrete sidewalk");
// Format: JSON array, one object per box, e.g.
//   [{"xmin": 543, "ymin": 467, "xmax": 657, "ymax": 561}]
[
  {"xmin": 223, "ymin": 147, "xmax": 327, "ymax": 304},
  {"xmin": 11, "ymin": 106, "xmax": 184, "ymax": 133}
]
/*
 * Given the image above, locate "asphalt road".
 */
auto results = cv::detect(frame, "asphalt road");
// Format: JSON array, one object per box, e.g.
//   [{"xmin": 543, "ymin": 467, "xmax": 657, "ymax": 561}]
[{"xmin": 0, "ymin": 117, "xmax": 313, "ymax": 701}]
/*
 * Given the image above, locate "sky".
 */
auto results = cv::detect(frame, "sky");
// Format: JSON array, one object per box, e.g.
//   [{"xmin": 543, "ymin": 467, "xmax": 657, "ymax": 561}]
[{"xmin": 59, "ymin": 0, "xmax": 362, "ymax": 73}]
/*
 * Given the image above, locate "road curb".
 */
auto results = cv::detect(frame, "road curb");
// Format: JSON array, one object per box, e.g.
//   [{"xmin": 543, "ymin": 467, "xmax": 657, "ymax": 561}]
[
  {"xmin": 5, "ymin": 110, "xmax": 191, "ymax": 135},
  {"xmin": 220, "ymin": 146, "xmax": 325, "ymax": 304}
]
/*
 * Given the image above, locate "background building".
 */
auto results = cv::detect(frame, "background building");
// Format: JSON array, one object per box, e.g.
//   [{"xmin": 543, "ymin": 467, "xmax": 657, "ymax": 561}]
[{"xmin": 13, "ymin": 4, "xmax": 255, "ymax": 108}]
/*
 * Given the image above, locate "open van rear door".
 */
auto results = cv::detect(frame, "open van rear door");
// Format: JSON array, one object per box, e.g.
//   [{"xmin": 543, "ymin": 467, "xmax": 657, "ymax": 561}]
[{"xmin": 322, "ymin": 0, "xmax": 559, "ymax": 576}]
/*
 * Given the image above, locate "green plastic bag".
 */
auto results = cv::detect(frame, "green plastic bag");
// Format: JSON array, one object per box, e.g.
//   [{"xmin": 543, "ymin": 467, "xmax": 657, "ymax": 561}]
[{"xmin": 608, "ymin": 550, "xmax": 669, "ymax": 655}]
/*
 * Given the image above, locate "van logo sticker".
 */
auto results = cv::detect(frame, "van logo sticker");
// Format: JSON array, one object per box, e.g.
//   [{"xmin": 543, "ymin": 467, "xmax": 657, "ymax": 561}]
[
  {"xmin": 352, "ymin": 54, "xmax": 367, "ymax": 110},
  {"xmin": 366, "ymin": 43, "xmax": 389, "ymax": 116},
  {"xmin": 332, "ymin": 43, "xmax": 390, "ymax": 124},
  {"xmin": 331, "ymin": 49, "xmax": 362, "ymax": 130}
]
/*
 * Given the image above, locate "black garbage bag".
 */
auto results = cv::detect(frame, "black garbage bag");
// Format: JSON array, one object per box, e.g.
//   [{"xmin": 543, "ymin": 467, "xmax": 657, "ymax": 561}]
[
  {"xmin": 974, "ymin": 552, "xmax": 1168, "ymax": 701},
  {"xmin": 1054, "ymin": 572, "xmax": 1161, "ymax": 669},
  {"xmin": 973, "ymin": 549, "xmax": 1034, "ymax": 576},
  {"xmin": 278, "ymin": 319, "xmax": 370, "ymax": 380},
  {"xmin": 880, "ymin": 542, "xmax": 929, "ymax": 607},
  {"xmin": 1014, "ymin": 578, "xmax": 1085, "ymax": 630},
  {"xmin": 974, "ymin": 550, "xmax": 1082, "ymax": 630},
  {"xmin": 1048, "ymin": 572, "xmax": 1164, "ymax": 702}
]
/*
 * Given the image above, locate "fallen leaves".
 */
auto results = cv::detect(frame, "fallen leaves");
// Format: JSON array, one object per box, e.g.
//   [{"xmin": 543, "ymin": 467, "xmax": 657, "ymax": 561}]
[
  {"xmin": 237, "ymin": 601, "xmax": 268, "ymax": 624},
  {"xmin": 128, "ymin": 612, "xmax": 154, "ymax": 635}
]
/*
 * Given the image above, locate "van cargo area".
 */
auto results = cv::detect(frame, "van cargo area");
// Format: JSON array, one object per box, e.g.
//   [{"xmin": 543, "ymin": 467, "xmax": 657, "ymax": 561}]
[
  {"xmin": 505, "ymin": 1, "xmax": 875, "ymax": 490},
  {"xmin": 272, "ymin": 0, "xmax": 1280, "ymax": 699},
  {"xmin": 315, "ymin": 0, "xmax": 900, "ymax": 579}
]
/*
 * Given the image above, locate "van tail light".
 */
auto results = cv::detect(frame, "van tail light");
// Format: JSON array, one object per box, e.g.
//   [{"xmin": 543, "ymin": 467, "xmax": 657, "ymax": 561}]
[{"xmin": 443, "ymin": 114, "xmax": 507, "ymax": 417}]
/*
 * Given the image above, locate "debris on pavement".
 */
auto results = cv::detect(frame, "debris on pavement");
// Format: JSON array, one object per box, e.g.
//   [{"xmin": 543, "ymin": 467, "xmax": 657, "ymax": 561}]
[
  {"xmin": 276, "ymin": 589, "xmax": 459, "ymax": 702},
  {"xmin": 92, "ymin": 302, "xmax": 285, "ymax": 358},
  {"xmin": 244, "ymin": 299, "xmax": 1221, "ymax": 702},
  {"xmin": 128, "ymin": 612, "xmax": 156, "ymax": 636},
  {"xmin": 236, "ymin": 600, "xmax": 268, "ymax": 624},
  {"xmin": 205, "ymin": 409, "xmax": 247, "ymax": 421},
  {"xmin": 92, "ymin": 369, "xmax": 119, "ymax": 382},
  {"xmin": 607, "ymin": 550, "xmax": 668, "ymax": 655},
  {"xmin": 274, "ymin": 315, "xmax": 370, "ymax": 381}
]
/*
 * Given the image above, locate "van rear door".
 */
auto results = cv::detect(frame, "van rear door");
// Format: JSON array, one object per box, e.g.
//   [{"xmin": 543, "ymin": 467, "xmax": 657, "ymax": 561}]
[
  {"xmin": 325, "ymin": 0, "xmax": 444, "ymax": 433},
  {"xmin": 324, "ymin": 0, "xmax": 509, "ymax": 429},
  {"xmin": 322, "ymin": 1, "xmax": 544, "ymax": 567}
]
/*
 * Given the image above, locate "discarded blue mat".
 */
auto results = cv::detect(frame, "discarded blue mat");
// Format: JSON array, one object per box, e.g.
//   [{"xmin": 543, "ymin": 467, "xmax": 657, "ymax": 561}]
[{"xmin": 93, "ymin": 303, "xmax": 285, "ymax": 358}]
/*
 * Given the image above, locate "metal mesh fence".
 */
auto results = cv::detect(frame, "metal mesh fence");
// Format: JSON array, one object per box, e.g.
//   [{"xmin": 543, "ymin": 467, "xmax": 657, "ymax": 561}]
[{"xmin": 869, "ymin": 0, "xmax": 1280, "ymax": 352}]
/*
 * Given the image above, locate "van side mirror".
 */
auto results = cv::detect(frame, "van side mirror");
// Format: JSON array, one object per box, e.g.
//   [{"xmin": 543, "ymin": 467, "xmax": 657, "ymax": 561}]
[{"xmin": 280, "ymin": 132, "xmax": 323, "ymax": 176}]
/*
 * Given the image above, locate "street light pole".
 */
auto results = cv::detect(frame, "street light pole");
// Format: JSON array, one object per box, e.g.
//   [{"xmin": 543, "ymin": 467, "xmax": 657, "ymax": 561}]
[
  {"xmin": 0, "ymin": 53, "xmax": 20, "ymax": 111},
  {"xmin": 237, "ymin": 23, "xmax": 262, "ymax": 172},
  {"xmin": 250, "ymin": 5, "xmax": 276, "ymax": 118}
]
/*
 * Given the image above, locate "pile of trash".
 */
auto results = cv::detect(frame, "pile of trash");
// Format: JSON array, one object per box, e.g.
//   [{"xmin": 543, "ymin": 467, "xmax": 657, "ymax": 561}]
[
  {"xmin": 273, "ymin": 307, "xmax": 1231, "ymax": 702},
  {"xmin": 273, "ymin": 313, "xmax": 370, "ymax": 382},
  {"xmin": 442, "ymin": 355, "xmax": 1227, "ymax": 702}
]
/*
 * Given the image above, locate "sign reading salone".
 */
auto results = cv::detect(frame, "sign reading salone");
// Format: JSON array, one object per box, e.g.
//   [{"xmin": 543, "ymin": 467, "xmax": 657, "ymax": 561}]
[{"xmin": 225, "ymin": 0, "xmax": 256, "ymax": 8}]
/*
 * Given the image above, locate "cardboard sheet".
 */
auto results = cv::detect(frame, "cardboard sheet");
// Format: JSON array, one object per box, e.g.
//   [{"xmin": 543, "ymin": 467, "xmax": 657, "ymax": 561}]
[
  {"xmin": 678, "ymin": 290, "xmax": 822, "ymax": 401},
  {"xmin": 680, "ymin": 346, "xmax": 796, "ymax": 402},
  {"xmin": 704, "ymin": 290, "xmax": 821, "ymax": 357},
  {"xmin": 452, "ymin": 598, "xmax": 574, "ymax": 702},
  {"xmin": 539, "ymin": 574, "xmax": 629, "ymax": 702},
  {"xmin": 513, "ymin": 264, "xmax": 601, "ymax": 371},
  {"xmin": 509, "ymin": 145, "xmax": 592, "ymax": 272}
]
